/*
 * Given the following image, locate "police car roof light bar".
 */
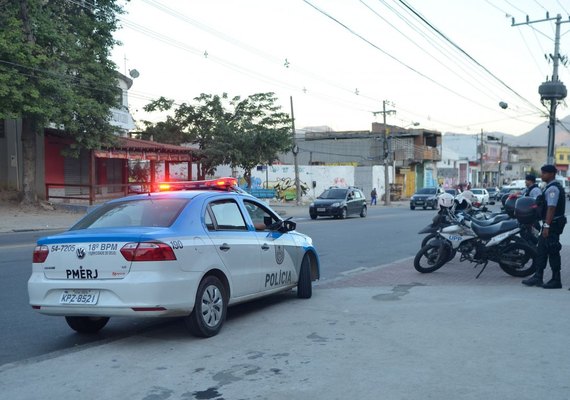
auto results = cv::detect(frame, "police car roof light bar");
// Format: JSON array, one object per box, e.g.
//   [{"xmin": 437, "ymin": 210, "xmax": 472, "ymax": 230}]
[{"xmin": 156, "ymin": 177, "xmax": 238, "ymax": 192}]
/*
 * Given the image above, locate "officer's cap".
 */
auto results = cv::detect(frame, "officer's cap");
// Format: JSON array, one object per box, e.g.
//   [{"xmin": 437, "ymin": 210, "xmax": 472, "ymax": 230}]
[
  {"xmin": 525, "ymin": 174, "xmax": 536, "ymax": 182},
  {"xmin": 540, "ymin": 164, "xmax": 557, "ymax": 174}
]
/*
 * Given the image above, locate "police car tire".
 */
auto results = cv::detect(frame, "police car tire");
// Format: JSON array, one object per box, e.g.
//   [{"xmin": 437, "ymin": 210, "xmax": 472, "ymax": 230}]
[
  {"xmin": 360, "ymin": 206, "xmax": 367, "ymax": 217},
  {"xmin": 186, "ymin": 275, "xmax": 227, "ymax": 338},
  {"xmin": 310, "ymin": 213, "xmax": 317, "ymax": 220},
  {"xmin": 65, "ymin": 316, "xmax": 110, "ymax": 334},
  {"xmin": 340, "ymin": 208, "xmax": 347, "ymax": 219},
  {"xmin": 410, "ymin": 205, "xmax": 415, "ymax": 210},
  {"xmin": 297, "ymin": 255, "xmax": 312, "ymax": 299}
]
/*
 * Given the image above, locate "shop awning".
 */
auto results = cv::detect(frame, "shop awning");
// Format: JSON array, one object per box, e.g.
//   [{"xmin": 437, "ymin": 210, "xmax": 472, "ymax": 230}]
[{"xmin": 93, "ymin": 137, "xmax": 197, "ymax": 162}]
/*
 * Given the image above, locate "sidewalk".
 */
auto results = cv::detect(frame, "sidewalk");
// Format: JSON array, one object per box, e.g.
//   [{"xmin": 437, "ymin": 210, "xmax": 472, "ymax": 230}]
[{"xmin": 0, "ymin": 202, "xmax": 87, "ymax": 233}]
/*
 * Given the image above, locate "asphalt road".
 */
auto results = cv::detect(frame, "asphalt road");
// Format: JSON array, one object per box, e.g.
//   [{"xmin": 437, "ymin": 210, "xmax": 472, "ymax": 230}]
[{"xmin": 0, "ymin": 206, "xmax": 434, "ymax": 366}]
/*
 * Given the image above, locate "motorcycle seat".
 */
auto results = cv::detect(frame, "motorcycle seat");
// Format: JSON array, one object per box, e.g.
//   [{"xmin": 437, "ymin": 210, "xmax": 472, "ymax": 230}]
[
  {"xmin": 471, "ymin": 219, "xmax": 519, "ymax": 240},
  {"xmin": 469, "ymin": 213, "xmax": 511, "ymax": 227}
]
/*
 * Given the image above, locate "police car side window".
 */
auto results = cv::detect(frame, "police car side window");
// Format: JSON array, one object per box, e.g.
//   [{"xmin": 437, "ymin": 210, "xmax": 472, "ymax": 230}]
[
  {"xmin": 209, "ymin": 200, "xmax": 247, "ymax": 231},
  {"xmin": 243, "ymin": 200, "xmax": 278, "ymax": 230},
  {"xmin": 204, "ymin": 209, "xmax": 215, "ymax": 231}
]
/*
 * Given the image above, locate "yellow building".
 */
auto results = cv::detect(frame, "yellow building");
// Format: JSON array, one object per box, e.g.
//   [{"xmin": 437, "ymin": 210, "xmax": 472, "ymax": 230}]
[{"xmin": 555, "ymin": 146, "xmax": 570, "ymax": 175}]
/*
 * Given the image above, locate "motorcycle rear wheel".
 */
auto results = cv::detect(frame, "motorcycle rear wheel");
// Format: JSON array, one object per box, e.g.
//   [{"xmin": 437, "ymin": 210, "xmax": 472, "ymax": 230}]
[
  {"xmin": 498, "ymin": 242, "xmax": 537, "ymax": 277},
  {"xmin": 414, "ymin": 243, "xmax": 450, "ymax": 273}
]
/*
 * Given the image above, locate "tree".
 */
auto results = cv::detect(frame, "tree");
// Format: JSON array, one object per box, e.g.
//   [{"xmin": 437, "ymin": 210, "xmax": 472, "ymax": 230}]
[
  {"xmin": 0, "ymin": 0, "xmax": 125, "ymax": 203},
  {"xmin": 226, "ymin": 93, "xmax": 292, "ymax": 188},
  {"xmin": 142, "ymin": 92, "xmax": 292, "ymax": 184}
]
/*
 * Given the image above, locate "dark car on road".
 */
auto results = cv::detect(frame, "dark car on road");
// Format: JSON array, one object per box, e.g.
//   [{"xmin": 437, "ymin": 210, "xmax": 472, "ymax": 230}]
[
  {"xmin": 410, "ymin": 187, "xmax": 444, "ymax": 210},
  {"xmin": 309, "ymin": 187, "xmax": 367, "ymax": 219},
  {"xmin": 486, "ymin": 187, "xmax": 499, "ymax": 201},
  {"xmin": 445, "ymin": 188, "xmax": 459, "ymax": 197}
]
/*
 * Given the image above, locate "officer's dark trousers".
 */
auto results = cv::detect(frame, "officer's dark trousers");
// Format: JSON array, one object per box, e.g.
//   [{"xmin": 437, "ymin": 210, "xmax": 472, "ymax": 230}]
[{"xmin": 534, "ymin": 232, "xmax": 561, "ymax": 278}]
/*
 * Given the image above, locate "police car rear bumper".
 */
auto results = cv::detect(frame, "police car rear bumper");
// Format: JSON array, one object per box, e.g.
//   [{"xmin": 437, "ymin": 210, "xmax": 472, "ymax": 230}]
[{"xmin": 28, "ymin": 270, "xmax": 202, "ymax": 317}]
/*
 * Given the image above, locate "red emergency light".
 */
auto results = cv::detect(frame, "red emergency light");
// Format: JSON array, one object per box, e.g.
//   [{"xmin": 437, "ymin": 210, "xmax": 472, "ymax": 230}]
[{"xmin": 156, "ymin": 177, "xmax": 238, "ymax": 192}]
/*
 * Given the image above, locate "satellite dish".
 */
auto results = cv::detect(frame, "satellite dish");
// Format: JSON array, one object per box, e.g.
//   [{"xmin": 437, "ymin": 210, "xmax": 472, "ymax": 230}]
[{"xmin": 129, "ymin": 69, "xmax": 140, "ymax": 79}]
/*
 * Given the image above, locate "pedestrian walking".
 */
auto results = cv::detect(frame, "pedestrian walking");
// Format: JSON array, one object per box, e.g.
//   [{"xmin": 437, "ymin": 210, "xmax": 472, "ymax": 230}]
[
  {"xmin": 523, "ymin": 174, "xmax": 542, "ymax": 198},
  {"xmin": 370, "ymin": 188, "xmax": 377, "ymax": 205},
  {"xmin": 522, "ymin": 164, "xmax": 567, "ymax": 289}
]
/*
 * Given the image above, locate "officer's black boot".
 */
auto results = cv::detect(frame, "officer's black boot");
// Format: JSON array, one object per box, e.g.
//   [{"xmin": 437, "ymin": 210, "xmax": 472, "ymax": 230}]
[
  {"xmin": 522, "ymin": 274, "xmax": 544, "ymax": 287},
  {"xmin": 543, "ymin": 270, "xmax": 562, "ymax": 289}
]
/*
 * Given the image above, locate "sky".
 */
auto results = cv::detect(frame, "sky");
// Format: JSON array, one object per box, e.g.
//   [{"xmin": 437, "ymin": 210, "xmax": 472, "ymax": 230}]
[{"xmin": 110, "ymin": 0, "xmax": 570, "ymax": 136}]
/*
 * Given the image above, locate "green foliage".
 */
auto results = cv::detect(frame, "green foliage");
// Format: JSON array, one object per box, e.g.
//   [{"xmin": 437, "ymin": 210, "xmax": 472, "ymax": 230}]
[
  {"xmin": 0, "ymin": 0, "xmax": 125, "ymax": 150},
  {"xmin": 142, "ymin": 92, "xmax": 293, "ymax": 183}
]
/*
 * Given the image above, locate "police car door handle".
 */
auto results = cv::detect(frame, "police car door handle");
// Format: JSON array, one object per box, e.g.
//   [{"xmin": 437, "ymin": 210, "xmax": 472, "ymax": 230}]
[
  {"xmin": 219, "ymin": 244, "xmax": 231, "ymax": 251},
  {"xmin": 261, "ymin": 243, "xmax": 270, "ymax": 251}
]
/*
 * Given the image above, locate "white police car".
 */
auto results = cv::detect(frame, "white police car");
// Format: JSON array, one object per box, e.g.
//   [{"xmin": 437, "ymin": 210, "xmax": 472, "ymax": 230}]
[{"xmin": 28, "ymin": 178, "xmax": 320, "ymax": 337}]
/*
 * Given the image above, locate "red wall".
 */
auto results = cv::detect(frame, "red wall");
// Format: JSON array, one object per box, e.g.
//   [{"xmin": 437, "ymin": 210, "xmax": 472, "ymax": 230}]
[{"xmin": 44, "ymin": 137, "xmax": 66, "ymax": 183}]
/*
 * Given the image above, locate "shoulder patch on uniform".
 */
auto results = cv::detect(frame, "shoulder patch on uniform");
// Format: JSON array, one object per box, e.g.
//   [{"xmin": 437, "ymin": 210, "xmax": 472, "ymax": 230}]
[{"xmin": 549, "ymin": 191, "xmax": 555, "ymax": 198}]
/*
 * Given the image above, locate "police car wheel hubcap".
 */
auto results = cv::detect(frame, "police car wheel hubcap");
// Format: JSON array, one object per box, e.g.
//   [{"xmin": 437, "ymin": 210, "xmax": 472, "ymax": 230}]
[{"xmin": 201, "ymin": 285, "xmax": 223, "ymax": 327}]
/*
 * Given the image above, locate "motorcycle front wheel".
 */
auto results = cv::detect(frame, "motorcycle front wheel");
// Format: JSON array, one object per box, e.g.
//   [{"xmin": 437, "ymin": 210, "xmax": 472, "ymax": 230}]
[
  {"xmin": 498, "ymin": 242, "xmax": 537, "ymax": 277},
  {"xmin": 421, "ymin": 234, "xmax": 457, "ymax": 262},
  {"xmin": 414, "ymin": 242, "xmax": 450, "ymax": 273},
  {"xmin": 421, "ymin": 233, "xmax": 437, "ymax": 248}
]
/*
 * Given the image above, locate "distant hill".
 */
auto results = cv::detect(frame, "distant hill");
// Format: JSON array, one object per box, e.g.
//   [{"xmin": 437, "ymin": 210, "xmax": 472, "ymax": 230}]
[
  {"xmin": 444, "ymin": 114, "xmax": 570, "ymax": 147},
  {"xmin": 506, "ymin": 114, "xmax": 570, "ymax": 147}
]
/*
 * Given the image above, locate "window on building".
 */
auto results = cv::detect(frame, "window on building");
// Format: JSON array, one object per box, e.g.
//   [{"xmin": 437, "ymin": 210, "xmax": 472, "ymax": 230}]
[
  {"xmin": 559, "ymin": 154, "xmax": 564, "ymax": 161},
  {"xmin": 567, "ymin": 154, "xmax": 570, "ymax": 161},
  {"xmin": 0, "ymin": 119, "xmax": 5, "ymax": 138}
]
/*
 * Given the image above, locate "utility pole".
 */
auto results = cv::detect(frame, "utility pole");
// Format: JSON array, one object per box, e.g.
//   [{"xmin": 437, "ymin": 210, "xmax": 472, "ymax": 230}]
[
  {"xmin": 373, "ymin": 100, "xmax": 396, "ymax": 206},
  {"xmin": 290, "ymin": 96, "xmax": 301, "ymax": 206},
  {"xmin": 497, "ymin": 135, "xmax": 504, "ymax": 186},
  {"xmin": 479, "ymin": 129, "xmax": 484, "ymax": 187},
  {"xmin": 512, "ymin": 13, "xmax": 569, "ymax": 164}
]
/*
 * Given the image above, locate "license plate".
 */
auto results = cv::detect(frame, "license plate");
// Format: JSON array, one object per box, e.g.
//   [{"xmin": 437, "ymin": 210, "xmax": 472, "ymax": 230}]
[
  {"xmin": 416, "ymin": 201, "xmax": 424, "ymax": 204},
  {"xmin": 60, "ymin": 289, "xmax": 100, "ymax": 305},
  {"xmin": 317, "ymin": 208, "xmax": 326, "ymax": 212}
]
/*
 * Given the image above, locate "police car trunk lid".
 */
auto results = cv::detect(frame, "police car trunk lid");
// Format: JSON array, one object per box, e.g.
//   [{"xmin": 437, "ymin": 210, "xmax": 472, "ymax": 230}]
[{"xmin": 37, "ymin": 230, "xmax": 145, "ymax": 280}]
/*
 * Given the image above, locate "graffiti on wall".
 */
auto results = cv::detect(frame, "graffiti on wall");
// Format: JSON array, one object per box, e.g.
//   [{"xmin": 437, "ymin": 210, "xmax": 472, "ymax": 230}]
[
  {"xmin": 238, "ymin": 176, "xmax": 309, "ymax": 201},
  {"xmin": 332, "ymin": 177, "xmax": 347, "ymax": 187},
  {"xmin": 273, "ymin": 177, "xmax": 309, "ymax": 201}
]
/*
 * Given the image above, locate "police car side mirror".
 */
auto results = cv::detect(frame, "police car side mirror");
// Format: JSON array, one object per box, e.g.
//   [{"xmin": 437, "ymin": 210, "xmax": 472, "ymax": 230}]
[
  {"xmin": 268, "ymin": 217, "xmax": 295, "ymax": 232},
  {"xmin": 283, "ymin": 220, "xmax": 296, "ymax": 232}
]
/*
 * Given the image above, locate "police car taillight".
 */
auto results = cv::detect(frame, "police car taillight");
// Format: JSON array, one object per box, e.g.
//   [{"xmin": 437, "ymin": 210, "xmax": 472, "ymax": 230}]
[
  {"xmin": 120, "ymin": 242, "xmax": 177, "ymax": 262},
  {"xmin": 33, "ymin": 245, "xmax": 49, "ymax": 263}
]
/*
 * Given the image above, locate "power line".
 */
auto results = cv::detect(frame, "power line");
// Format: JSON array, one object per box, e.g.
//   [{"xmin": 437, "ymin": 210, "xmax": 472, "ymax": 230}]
[
  {"xmin": 502, "ymin": 0, "xmax": 528, "ymax": 16},
  {"xmin": 532, "ymin": 0, "xmax": 548, "ymax": 12},
  {"xmin": 396, "ymin": 0, "xmax": 546, "ymax": 115},
  {"xmin": 555, "ymin": 0, "xmax": 570, "ymax": 15},
  {"xmin": 361, "ymin": 0, "xmax": 508, "ymax": 109},
  {"xmin": 137, "ymin": 0, "xmax": 397, "ymax": 116},
  {"xmin": 303, "ymin": 0, "xmax": 511, "ymax": 114}
]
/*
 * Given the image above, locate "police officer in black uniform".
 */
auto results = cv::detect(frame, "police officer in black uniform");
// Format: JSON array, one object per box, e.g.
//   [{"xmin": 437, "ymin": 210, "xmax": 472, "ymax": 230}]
[
  {"xmin": 524, "ymin": 174, "xmax": 541, "ymax": 198},
  {"xmin": 522, "ymin": 164, "xmax": 567, "ymax": 289}
]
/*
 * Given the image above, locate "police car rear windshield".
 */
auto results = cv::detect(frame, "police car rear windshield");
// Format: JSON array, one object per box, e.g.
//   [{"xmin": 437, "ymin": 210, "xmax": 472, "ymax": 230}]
[
  {"xmin": 318, "ymin": 189, "xmax": 348, "ymax": 199},
  {"xmin": 417, "ymin": 188, "xmax": 437, "ymax": 194},
  {"xmin": 70, "ymin": 198, "xmax": 190, "ymax": 230}
]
